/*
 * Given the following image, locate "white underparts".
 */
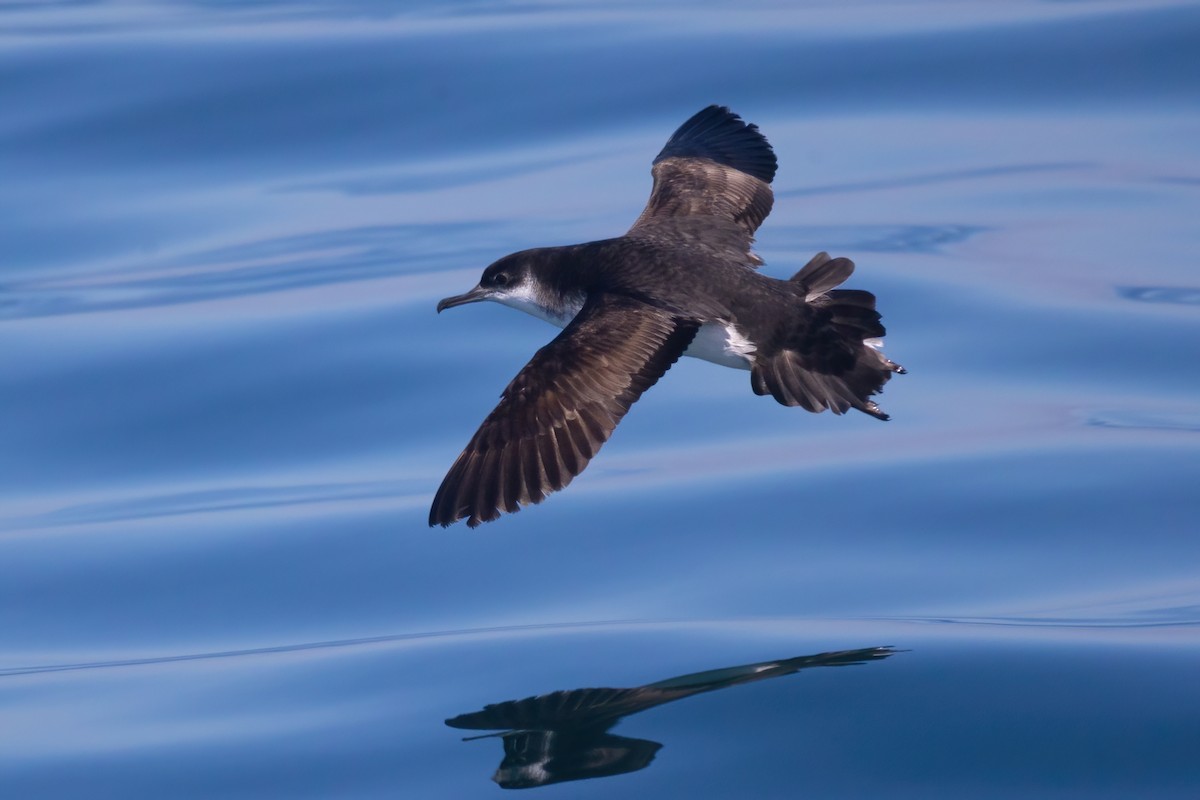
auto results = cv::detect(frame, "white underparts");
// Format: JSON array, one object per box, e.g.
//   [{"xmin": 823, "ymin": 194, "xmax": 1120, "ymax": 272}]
[{"xmin": 685, "ymin": 321, "xmax": 756, "ymax": 370}]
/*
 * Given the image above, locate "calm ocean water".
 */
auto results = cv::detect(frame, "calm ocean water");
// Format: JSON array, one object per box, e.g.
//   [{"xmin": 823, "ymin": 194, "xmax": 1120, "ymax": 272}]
[{"xmin": 2, "ymin": 1, "xmax": 1198, "ymax": 796}]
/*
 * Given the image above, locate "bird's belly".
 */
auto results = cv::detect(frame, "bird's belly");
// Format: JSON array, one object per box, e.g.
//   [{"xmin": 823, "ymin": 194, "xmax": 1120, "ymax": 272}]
[{"xmin": 685, "ymin": 322, "xmax": 755, "ymax": 370}]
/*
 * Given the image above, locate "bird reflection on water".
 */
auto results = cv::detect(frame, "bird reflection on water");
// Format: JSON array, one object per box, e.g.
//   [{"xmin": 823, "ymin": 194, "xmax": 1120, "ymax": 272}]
[{"xmin": 446, "ymin": 646, "xmax": 897, "ymax": 789}]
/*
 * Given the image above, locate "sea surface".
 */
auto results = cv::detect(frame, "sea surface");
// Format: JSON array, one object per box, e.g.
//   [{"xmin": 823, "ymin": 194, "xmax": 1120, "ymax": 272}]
[{"xmin": 2, "ymin": 1, "xmax": 1199, "ymax": 796}]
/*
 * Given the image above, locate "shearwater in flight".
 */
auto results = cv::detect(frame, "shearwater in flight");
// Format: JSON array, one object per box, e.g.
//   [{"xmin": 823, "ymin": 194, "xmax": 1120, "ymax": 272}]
[{"xmin": 431, "ymin": 105, "xmax": 904, "ymax": 528}]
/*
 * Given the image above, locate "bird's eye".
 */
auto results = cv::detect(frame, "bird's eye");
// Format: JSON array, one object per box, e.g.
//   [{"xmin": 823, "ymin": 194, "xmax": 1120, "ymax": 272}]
[{"xmin": 493, "ymin": 273, "xmax": 509, "ymax": 287}]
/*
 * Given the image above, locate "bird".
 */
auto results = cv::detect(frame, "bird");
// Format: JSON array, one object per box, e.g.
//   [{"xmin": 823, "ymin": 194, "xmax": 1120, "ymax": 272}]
[
  {"xmin": 445, "ymin": 647, "xmax": 897, "ymax": 789},
  {"xmin": 430, "ymin": 105, "xmax": 904, "ymax": 528}
]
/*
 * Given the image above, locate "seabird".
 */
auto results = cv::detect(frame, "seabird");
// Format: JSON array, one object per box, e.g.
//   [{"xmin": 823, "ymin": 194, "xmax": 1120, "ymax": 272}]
[
  {"xmin": 431, "ymin": 105, "xmax": 904, "ymax": 528},
  {"xmin": 446, "ymin": 647, "xmax": 896, "ymax": 788}
]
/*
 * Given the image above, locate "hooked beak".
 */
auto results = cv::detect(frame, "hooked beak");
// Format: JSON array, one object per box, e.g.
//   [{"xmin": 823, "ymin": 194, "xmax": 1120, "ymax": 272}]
[{"xmin": 436, "ymin": 285, "xmax": 490, "ymax": 313}]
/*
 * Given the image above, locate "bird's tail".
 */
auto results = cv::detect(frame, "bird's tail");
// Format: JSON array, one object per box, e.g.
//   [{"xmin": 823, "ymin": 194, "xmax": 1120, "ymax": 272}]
[
  {"xmin": 750, "ymin": 253, "xmax": 905, "ymax": 419},
  {"xmin": 788, "ymin": 250, "xmax": 855, "ymax": 297}
]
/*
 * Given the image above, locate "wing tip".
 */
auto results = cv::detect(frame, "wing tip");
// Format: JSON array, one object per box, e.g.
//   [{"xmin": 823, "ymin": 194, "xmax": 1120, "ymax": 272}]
[{"xmin": 656, "ymin": 104, "xmax": 778, "ymax": 184}]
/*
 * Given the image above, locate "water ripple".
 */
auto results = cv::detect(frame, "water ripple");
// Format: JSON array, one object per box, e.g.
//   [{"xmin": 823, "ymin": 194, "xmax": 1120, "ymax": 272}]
[
  {"xmin": 7, "ymin": 613, "xmax": 1195, "ymax": 680},
  {"xmin": 1116, "ymin": 285, "xmax": 1200, "ymax": 305},
  {"xmin": 779, "ymin": 161, "xmax": 1092, "ymax": 197},
  {"xmin": 0, "ymin": 620, "xmax": 662, "ymax": 678},
  {"xmin": 4, "ymin": 479, "xmax": 412, "ymax": 531},
  {"xmin": 280, "ymin": 151, "xmax": 593, "ymax": 197},
  {"xmin": 1086, "ymin": 410, "xmax": 1200, "ymax": 433},
  {"xmin": 0, "ymin": 222, "xmax": 493, "ymax": 321},
  {"xmin": 764, "ymin": 223, "xmax": 985, "ymax": 254}
]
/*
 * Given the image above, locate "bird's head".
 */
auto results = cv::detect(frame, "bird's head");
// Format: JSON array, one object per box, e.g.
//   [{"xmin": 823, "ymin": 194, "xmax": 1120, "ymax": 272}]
[
  {"xmin": 436, "ymin": 252, "xmax": 539, "ymax": 313},
  {"xmin": 437, "ymin": 247, "xmax": 584, "ymax": 328}
]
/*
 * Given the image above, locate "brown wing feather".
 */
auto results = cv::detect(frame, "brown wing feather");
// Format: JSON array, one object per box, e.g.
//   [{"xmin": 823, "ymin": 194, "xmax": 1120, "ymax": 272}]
[
  {"xmin": 429, "ymin": 295, "xmax": 698, "ymax": 528},
  {"xmin": 628, "ymin": 105, "xmax": 777, "ymax": 259}
]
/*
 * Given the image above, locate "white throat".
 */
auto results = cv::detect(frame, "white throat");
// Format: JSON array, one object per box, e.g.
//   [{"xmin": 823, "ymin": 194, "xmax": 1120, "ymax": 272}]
[{"xmin": 492, "ymin": 282, "xmax": 583, "ymax": 328}]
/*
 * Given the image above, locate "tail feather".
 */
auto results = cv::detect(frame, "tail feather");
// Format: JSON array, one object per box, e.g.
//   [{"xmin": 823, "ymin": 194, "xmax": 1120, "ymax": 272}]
[
  {"xmin": 752, "ymin": 351, "xmax": 878, "ymax": 416},
  {"xmin": 752, "ymin": 348, "xmax": 895, "ymax": 420},
  {"xmin": 752, "ymin": 253, "xmax": 904, "ymax": 419},
  {"xmin": 827, "ymin": 302, "xmax": 886, "ymax": 340},
  {"xmin": 790, "ymin": 252, "xmax": 855, "ymax": 299},
  {"xmin": 826, "ymin": 288, "xmax": 876, "ymax": 309}
]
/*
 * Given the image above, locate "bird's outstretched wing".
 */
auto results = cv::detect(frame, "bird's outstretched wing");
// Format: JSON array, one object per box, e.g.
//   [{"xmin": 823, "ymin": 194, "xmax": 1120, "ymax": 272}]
[
  {"xmin": 430, "ymin": 295, "xmax": 698, "ymax": 528},
  {"xmin": 628, "ymin": 105, "xmax": 777, "ymax": 262}
]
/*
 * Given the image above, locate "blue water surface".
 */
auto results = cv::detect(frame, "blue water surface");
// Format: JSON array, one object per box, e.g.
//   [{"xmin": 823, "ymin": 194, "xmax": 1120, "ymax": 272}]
[{"xmin": 2, "ymin": 1, "xmax": 1199, "ymax": 797}]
